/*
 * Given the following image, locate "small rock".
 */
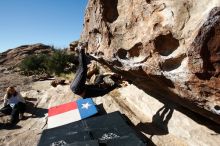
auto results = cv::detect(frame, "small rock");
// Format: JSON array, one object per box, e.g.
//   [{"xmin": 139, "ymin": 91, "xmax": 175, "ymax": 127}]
[
  {"xmin": 103, "ymin": 76, "xmax": 115, "ymax": 86},
  {"xmin": 0, "ymin": 67, "xmax": 7, "ymax": 72},
  {"xmin": 51, "ymin": 79, "xmax": 66, "ymax": 87},
  {"xmin": 31, "ymin": 74, "xmax": 52, "ymax": 81},
  {"xmin": 3, "ymin": 70, "xmax": 10, "ymax": 74}
]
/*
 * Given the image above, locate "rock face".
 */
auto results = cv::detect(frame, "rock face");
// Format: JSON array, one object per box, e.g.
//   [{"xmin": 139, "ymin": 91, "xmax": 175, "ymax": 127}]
[
  {"xmin": 0, "ymin": 43, "xmax": 53, "ymax": 67},
  {"xmin": 81, "ymin": 0, "xmax": 220, "ymax": 124}
]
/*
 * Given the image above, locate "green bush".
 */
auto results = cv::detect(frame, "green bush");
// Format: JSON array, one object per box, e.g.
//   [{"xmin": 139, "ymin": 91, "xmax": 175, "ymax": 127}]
[
  {"xmin": 46, "ymin": 50, "xmax": 68, "ymax": 75},
  {"xmin": 20, "ymin": 54, "xmax": 47, "ymax": 75},
  {"xmin": 19, "ymin": 49, "xmax": 78, "ymax": 76}
]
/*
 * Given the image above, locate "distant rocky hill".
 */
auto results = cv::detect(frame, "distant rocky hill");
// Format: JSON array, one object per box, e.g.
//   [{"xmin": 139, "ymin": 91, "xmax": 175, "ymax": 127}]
[{"xmin": 0, "ymin": 44, "xmax": 53, "ymax": 67}]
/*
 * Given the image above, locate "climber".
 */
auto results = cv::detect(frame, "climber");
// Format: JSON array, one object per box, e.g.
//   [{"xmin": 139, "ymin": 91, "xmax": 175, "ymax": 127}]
[
  {"xmin": 0, "ymin": 86, "xmax": 26, "ymax": 126},
  {"xmin": 70, "ymin": 42, "xmax": 118, "ymax": 98}
]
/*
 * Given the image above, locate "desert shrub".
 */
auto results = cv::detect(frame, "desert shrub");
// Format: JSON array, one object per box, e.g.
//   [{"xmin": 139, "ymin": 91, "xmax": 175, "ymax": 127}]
[
  {"xmin": 19, "ymin": 54, "xmax": 47, "ymax": 75},
  {"xmin": 46, "ymin": 50, "xmax": 71, "ymax": 75},
  {"xmin": 19, "ymin": 49, "xmax": 78, "ymax": 76}
]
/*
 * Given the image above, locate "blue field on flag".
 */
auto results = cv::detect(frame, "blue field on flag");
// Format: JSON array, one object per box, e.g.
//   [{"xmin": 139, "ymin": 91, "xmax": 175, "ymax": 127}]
[{"xmin": 77, "ymin": 98, "xmax": 98, "ymax": 119}]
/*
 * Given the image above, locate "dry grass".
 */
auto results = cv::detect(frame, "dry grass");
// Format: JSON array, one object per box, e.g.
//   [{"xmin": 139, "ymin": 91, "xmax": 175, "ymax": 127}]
[{"xmin": 59, "ymin": 73, "xmax": 75, "ymax": 81}]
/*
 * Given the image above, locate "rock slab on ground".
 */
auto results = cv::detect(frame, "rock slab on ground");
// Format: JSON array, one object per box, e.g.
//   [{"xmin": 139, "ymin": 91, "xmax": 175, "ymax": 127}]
[
  {"xmin": 94, "ymin": 84, "xmax": 220, "ymax": 146},
  {"xmin": 0, "ymin": 80, "xmax": 219, "ymax": 146}
]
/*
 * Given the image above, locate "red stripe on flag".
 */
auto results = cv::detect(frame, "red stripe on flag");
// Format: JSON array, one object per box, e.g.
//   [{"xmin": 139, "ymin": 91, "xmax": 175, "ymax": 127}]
[{"xmin": 48, "ymin": 102, "xmax": 78, "ymax": 117}]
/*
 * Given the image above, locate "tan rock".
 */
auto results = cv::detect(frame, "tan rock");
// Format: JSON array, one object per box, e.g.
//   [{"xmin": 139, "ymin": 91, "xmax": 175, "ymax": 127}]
[
  {"xmin": 51, "ymin": 79, "xmax": 66, "ymax": 87},
  {"xmin": 69, "ymin": 40, "xmax": 79, "ymax": 52},
  {"xmin": 80, "ymin": 0, "xmax": 220, "ymax": 124}
]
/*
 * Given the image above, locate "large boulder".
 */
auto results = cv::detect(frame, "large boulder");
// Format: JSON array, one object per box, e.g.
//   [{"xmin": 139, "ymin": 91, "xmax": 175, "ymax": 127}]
[{"xmin": 80, "ymin": 0, "xmax": 220, "ymax": 124}]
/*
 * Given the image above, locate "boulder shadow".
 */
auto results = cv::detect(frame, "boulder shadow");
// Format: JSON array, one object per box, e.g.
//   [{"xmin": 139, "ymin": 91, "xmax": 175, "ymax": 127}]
[
  {"xmin": 0, "ymin": 122, "xmax": 22, "ymax": 130},
  {"xmin": 84, "ymin": 84, "xmax": 120, "ymax": 98},
  {"xmin": 96, "ymin": 103, "xmax": 107, "ymax": 115},
  {"xmin": 24, "ymin": 101, "xmax": 48, "ymax": 119},
  {"xmin": 25, "ymin": 97, "xmax": 37, "ymax": 102},
  {"xmin": 121, "ymin": 113, "xmax": 157, "ymax": 146},
  {"xmin": 130, "ymin": 78, "xmax": 220, "ymax": 134},
  {"xmin": 136, "ymin": 105, "xmax": 174, "ymax": 139}
]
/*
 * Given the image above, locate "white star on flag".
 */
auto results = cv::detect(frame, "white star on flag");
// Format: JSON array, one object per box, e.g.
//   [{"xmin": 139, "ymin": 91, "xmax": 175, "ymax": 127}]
[{"xmin": 81, "ymin": 102, "xmax": 91, "ymax": 109}]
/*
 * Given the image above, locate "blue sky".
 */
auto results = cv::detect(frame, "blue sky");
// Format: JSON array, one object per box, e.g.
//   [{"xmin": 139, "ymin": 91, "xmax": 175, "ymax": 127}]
[{"xmin": 0, "ymin": 0, "xmax": 88, "ymax": 52}]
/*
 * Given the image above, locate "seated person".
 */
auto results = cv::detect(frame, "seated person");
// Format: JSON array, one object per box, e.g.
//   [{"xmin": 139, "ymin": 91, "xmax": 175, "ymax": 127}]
[
  {"xmin": 70, "ymin": 42, "xmax": 118, "ymax": 98},
  {"xmin": 0, "ymin": 86, "xmax": 26, "ymax": 126}
]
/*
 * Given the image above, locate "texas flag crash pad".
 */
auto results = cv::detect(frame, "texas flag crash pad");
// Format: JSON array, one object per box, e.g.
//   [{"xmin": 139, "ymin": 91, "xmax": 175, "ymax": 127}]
[
  {"xmin": 48, "ymin": 98, "xmax": 98, "ymax": 129},
  {"xmin": 38, "ymin": 111, "xmax": 147, "ymax": 146}
]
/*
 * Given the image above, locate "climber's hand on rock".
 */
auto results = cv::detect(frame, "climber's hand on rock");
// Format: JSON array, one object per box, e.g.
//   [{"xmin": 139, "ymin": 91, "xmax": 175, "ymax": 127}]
[
  {"xmin": 75, "ymin": 42, "xmax": 88, "ymax": 53},
  {"xmin": 75, "ymin": 45, "xmax": 84, "ymax": 53}
]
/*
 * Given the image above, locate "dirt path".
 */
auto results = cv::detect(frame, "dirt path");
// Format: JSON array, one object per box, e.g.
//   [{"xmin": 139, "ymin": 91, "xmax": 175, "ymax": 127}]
[{"xmin": 0, "ymin": 80, "xmax": 75, "ymax": 146}]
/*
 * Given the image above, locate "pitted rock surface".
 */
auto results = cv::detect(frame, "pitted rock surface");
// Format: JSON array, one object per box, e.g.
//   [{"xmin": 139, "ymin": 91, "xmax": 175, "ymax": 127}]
[{"xmin": 80, "ymin": 0, "xmax": 220, "ymax": 124}]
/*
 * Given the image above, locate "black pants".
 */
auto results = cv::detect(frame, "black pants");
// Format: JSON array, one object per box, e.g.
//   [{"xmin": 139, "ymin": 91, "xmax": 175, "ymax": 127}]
[
  {"xmin": 70, "ymin": 49, "xmax": 87, "ymax": 95},
  {"xmin": 0, "ymin": 102, "xmax": 26, "ymax": 125},
  {"xmin": 70, "ymin": 50, "xmax": 116, "ymax": 97}
]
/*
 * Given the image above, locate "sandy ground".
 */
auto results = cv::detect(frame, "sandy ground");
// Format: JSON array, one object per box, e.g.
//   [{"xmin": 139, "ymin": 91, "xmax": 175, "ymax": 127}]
[
  {"xmin": 0, "ymin": 72, "xmax": 32, "ymax": 99},
  {"xmin": 0, "ymin": 80, "xmax": 219, "ymax": 146},
  {"xmin": 0, "ymin": 80, "xmax": 75, "ymax": 146}
]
